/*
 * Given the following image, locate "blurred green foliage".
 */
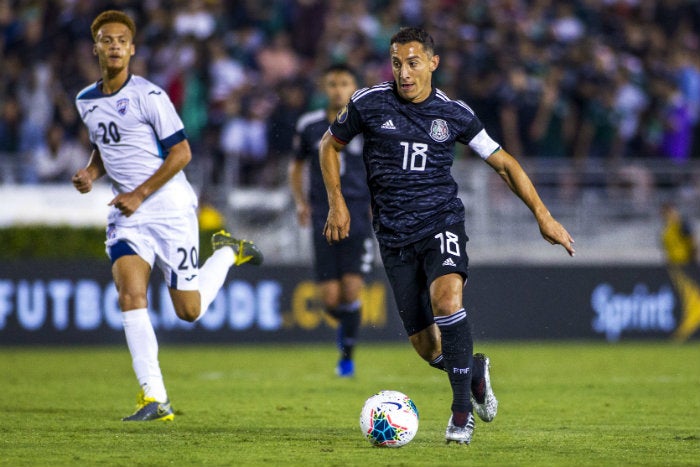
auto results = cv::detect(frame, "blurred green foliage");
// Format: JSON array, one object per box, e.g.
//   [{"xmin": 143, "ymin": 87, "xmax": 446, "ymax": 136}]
[
  {"xmin": 0, "ymin": 227, "xmax": 216, "ymax": 261},
  {"xmin": 0, "ymin": 226, "xmax": 105, "ymax": 259}
]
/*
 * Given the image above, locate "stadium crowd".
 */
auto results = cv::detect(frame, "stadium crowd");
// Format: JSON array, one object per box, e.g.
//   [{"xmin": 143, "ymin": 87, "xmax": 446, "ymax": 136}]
[{"xmin": 1, "ymin": 0, "xmax": 699, "ymax": 189}]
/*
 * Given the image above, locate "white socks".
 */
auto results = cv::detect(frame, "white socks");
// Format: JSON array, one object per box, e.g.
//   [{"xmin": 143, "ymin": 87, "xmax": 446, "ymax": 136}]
[
  {"xmin": 195, "ymin": 246, "xmax": 234, "ymax": 321},
  {"xmin": 122, "ymin": 308, "xmax": 168, "ymax": 402},
  {"xmin": 120, "ymin": 249, "xmax": 233, "ymax": 401}
]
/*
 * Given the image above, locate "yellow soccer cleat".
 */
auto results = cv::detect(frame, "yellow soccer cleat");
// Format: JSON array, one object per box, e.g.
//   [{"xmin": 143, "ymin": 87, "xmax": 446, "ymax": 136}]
[
  {"xmin": 122, "ymin": 390, "xmax": 174, "ymax": 422},
  {"xmin": 211, "ymin": 230, "xmax": 264, "ymax": 266}
]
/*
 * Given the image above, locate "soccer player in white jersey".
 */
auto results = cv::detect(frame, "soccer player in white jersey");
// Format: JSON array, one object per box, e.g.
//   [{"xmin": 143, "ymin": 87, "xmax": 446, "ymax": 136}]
[{"xmin": 72, "ymin": 10, "xmax": 263, "ymax": 422}]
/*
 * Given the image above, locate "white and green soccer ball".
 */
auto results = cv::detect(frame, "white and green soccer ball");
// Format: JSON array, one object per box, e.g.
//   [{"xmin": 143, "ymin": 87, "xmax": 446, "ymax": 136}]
[{"xmin": 359, "ymin": 390, "xmax": 419, "ymax": 447}]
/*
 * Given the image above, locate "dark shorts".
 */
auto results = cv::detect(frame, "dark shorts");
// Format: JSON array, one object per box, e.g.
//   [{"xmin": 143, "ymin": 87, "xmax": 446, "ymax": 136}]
[
  {"xmin": 380, "ymin": 223, "xmax": 469, "ymax": 336},
  {"xmin": 311, "ymin": 203, "xmax": 374, "ymax": 282}
]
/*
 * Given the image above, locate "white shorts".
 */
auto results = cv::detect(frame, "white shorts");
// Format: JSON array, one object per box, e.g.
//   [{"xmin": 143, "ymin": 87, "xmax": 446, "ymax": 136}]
[{"xmin": 105, "ymin": 210, "xmax": 200, "ymax": 291}]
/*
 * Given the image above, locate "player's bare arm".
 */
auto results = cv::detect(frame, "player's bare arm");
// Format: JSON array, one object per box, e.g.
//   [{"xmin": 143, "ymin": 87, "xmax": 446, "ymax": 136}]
[
  {"xmin": 485, "ymin": 148, "xmax": 576, "ymax": 256},
  {"xmin": 319, "ymin": 130, "xmax": 350, "ymax": 243},
  {"xmin": 72, "ymin": 148, "xmax": 106, "ymax": 194},
  {"xmin": 109, "ymin": 139, "xmax": 192, "ymax": 217},
  {"xmin": 288, "ymin": 159, "xmax": 311, "ymax": 226}
]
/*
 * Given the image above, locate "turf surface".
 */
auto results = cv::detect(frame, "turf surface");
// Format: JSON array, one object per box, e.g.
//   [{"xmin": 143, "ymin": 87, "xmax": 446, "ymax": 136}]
[{"xmin": 1, "ymin": 342, "xmax": 698, "ymax": 466}]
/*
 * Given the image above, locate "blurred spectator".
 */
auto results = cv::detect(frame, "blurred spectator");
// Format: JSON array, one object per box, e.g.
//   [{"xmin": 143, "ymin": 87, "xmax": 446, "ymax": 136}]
[
  {"xmin": 207, "ymin": 38, "xmax": 247, "ymax": 111},
  {"xmin": 267, "ymin": 78, "xmax": 310, "ymax": 182},
  {"xmin": 0, "ymin": 95, "xmax": 21, "ymax": 154},
  {"xmin": 255, "ymin": 31, "xmax": 301, "ymax": 86},
  {"xmin": 0, "ymin": 95, "xmax": 21, "ymax": 183},
  {"xmin": 173, "ymin": 0, "xmax": 216, "ymax": 41},
  {"xmin": 656, "ymin": 74, "xmax": 694, "ymax": 163},
  {"xmin": 289, "ymin": 0, "xmax": 327, "ymax": 61},
  {"xmin": 30, "ymin": 122, "xmax": 84, "ymax": 183},
  {"xmin": 219, "ymin": 91, "xmax": 276, "ymax": 186},
  {"xmin": 611, "ymin": 66, "xmax": 648, "ymax": 160},
  {"xmin": 528, "ymin": 65, "xmax": 574, "ymax": 160},
  {"xmin": 1, "ymin": 0, "xmax": 700, "ymax": 192},
  {"xmin": 17, "ymin": 62, "xmax": 53, "ymax": 153}
]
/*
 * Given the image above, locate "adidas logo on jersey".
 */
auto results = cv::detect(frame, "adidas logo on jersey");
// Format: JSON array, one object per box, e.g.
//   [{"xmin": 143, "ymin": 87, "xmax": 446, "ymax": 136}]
[
  {"xmin": 442, "ymin": 257, "xmax": 457, "ymax": 267},
  {"xmin": 381, "ymin": 119, "xmax": 396, "ymax": 130}
]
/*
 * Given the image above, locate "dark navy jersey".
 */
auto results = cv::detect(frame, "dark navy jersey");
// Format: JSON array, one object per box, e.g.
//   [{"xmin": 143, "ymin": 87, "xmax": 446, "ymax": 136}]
[
  {"xmin": 329, "ymin": 81, "xmax": 500, "ymax": 247},
  {"xmin": 294, "ymin": 108, "xmax": 370, "ymax": 207}
]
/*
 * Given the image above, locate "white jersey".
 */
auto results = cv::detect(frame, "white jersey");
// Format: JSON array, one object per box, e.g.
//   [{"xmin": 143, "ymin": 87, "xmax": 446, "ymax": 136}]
[{"xmin": 76, "ymin": 74, "xmax": 197, "ymax": 222}]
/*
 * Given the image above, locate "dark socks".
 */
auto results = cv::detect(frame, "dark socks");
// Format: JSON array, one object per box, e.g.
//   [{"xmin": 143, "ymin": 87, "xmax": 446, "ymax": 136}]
[
  {"xmin": 429, "ymin": 354, "xmax": 446, "ymax": 371},
  {"xmin": 329, "ymin": 301, "xmax": 361, "ymax": 360},
  {"xmin": 435, "ymin": 309, "xmax": 473, "ymax": 427}
]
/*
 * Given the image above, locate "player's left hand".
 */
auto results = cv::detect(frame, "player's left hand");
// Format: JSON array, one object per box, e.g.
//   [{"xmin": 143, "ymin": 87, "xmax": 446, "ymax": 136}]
[
  {"xmin": 109, "ymin": 191, "xmax": 145, "ymax": 217},
  {"xmin": 538, "ymin": 213, "xmax": 575, "ymax": 257}
]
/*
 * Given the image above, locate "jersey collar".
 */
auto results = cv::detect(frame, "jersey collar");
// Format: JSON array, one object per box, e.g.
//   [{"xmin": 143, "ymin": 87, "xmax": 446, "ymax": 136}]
[
  {"xmin": 392, "ymin": 81, "xmax": 437, "ymax": 106},
  {"xmin": 97, "ymin": 73, "xmax": 133, "ymax": 97}
]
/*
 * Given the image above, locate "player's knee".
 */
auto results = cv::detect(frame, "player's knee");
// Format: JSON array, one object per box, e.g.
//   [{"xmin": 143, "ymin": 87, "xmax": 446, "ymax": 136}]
[
  {"xmin": 118, "ymin": 291, "xmax": 148, "ymax": 311},
  {"xmin": 321, "ymin": 293, "xmax": 341, "ymax": 312},
  {"xmin": 432, "ymin": 300, "xmax": 462, "ymax": 317},
  {"xmin": 174, "ymin": 304, "xmax": 201, "ymax": 322}
]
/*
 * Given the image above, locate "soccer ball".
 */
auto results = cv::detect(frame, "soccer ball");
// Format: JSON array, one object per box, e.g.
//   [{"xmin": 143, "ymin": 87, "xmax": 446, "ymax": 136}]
[{"xmin": 359, "ymin": 390, "xmax": 419, "ymax": 447}]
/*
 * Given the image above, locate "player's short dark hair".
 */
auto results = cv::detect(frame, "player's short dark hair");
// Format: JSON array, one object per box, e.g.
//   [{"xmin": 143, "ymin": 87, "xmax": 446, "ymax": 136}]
[
  {"xmin": 91, "ymin": 10, "xmax": 136, "ymax": 42},
  {"xmin": 390, "ymin": 27, "xmax": 435, "ymax": 56},
  {"xmin": 323, "ymin": 63, "xmax": 357, "ymax": 80}
]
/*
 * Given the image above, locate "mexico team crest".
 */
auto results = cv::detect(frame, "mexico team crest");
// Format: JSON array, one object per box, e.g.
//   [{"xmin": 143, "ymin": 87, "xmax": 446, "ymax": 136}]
[
  {"xmin": 116, "ymin": 98, "xmax": 129, "ymax": 116},
  {"xmin": 429, "ymin": 119, "xmax": 449, "ymax": 142}
]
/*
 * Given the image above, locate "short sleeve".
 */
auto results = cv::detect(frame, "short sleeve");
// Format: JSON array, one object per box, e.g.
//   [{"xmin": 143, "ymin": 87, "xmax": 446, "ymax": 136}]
[
  {"xmin": 329, "ymin": 100, "xmax": 363, "ymax": 144},
  {"xmin": 141, "ymin": 86, "xmax": 187, "ymax": 150}
]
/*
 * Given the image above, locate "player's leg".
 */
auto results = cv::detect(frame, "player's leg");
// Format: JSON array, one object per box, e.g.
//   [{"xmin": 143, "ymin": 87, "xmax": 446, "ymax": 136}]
[
  {"xmin": 112, "ymin": 252, "xmax": 173, "ymax": 421},
  {"xmin": 408, "ymin": 323, "xmax": 442, "ymax": 363},
  {"xmin": 164, "ymin": 212, "xmax": 262, "ymax": 322},
  {"xmin": 317, "ymin": 270, "xmax": 362, "ymax": 377},
  {"xmin": 317, "ymin": 279, "xmax": 349, "ymax": 375},
  {"xmin": 194, "ymin": 228, "xmax": 263, "ymax": 315},
  {"xmin": 430, "ymin": 272, "xmax": 475, "ymax": 438},
  {"xmin": 167, "ymin": 243, "xmax": 234, "ymax": 323},
  {"xmin": 334, "ymin": 272, "xmax": 364, "ymax": 376},
  {"xmin": 167, "ymin": 245, "xmax": 234, "ymax": 322},
  {"xmin": 421, "ymin": 224, "xmax": 477, "ymax": 443},
  {"xmin": 332, "ymin": 233, "xmax": 373, "ymax": 376},
  {"xmin": 380, "ymin": 242, "xmax": 440, "ymax": 361},
  {"xmin": 312, "ymin": 221, "xmax": 349, "ymax": 375}
]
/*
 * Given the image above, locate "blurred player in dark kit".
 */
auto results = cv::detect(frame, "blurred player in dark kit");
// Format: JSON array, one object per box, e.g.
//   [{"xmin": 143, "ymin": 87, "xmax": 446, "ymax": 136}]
[{"xmin": 289, "ymin": 64, "xmax": 373, "ymax": 377}]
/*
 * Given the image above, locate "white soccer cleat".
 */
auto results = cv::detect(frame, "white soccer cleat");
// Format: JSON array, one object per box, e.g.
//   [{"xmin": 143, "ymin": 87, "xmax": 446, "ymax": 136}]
[
  {"xmin": 472, "ymin": 353, "xmax": 498, "ymax": 422},
  {"xmin": 445, "ymin": 413, "xmax": 475, "ymax": 445}
]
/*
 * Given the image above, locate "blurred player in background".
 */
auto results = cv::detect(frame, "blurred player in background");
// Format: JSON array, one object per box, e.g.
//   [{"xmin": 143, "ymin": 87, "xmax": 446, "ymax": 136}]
[
  {"xmin": 72, "ymin": 10, "xmax": 262, "ymax": 422},
  {"xmin": 289, "ymin": 64, "xmax": 373, "ymax": 377},
  {"xmin": 320, "ymin": 27, "xmax": 575, "ymax": 444}
]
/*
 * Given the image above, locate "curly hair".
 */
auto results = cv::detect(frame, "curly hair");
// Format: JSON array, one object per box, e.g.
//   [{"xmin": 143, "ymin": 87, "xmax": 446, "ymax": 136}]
[
  {"xmin": 90, "ymin": 10, "xmax": 136, "ymax": 42},
  {"xmin": 390, "ymin": 27, "xmax": 435, "ymax": 56}
]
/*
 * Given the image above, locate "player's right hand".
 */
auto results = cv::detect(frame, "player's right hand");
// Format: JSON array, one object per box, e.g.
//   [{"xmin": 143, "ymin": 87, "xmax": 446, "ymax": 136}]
[
  {"xmin": 324, "ymin": 203, "xmax": 351, "ymax": 244},
  {"xmin": 72, "ymin": 169, "xmax": 93, "ymax": 193}
]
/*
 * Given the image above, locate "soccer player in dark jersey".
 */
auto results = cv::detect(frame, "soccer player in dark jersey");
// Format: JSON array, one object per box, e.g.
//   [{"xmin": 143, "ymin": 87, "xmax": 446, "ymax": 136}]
[
  {"xmin": 320, "ymin": 27, "xmax": 575, "ymax": 445},
  {"xmin": 289, "ymin": 64, "xmax": 373, "ymax": 377}
]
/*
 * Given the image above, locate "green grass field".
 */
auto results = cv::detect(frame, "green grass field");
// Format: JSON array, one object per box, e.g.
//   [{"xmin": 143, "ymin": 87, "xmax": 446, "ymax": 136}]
[{"xmin": 1, "ymin": 342, "xmax": 698, "ymax": 466}]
